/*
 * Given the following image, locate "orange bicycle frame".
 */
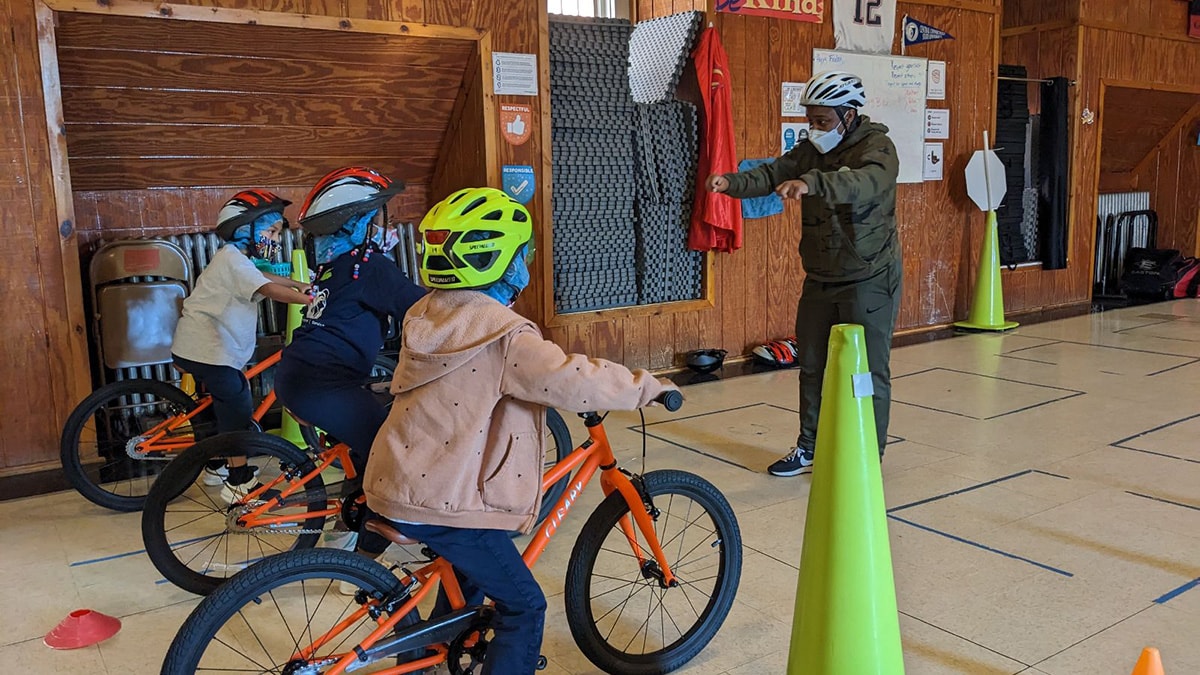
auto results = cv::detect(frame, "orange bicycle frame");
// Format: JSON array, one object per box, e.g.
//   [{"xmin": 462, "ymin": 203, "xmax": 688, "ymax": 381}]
[
  {"xmin": 236, "ymin": 442, "xmax": 356, "ymax": 528},
  {"xmin": 300, "ymin": 413, "xmax": 678, "ymax": 675},
  {"xmin": 133, "ymin": 350, "xmax": 283, "ymax": 454}
]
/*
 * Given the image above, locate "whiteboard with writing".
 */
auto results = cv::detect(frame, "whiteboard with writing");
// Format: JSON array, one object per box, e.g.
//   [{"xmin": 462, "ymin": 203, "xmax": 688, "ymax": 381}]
[{"xmin": 813, "ymin": 49, "xmax": 928, "ymax": 184}]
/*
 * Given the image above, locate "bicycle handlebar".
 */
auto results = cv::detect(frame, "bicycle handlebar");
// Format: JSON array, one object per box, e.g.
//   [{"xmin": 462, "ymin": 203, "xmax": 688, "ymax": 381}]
[{"xmin": 657, "ymin": 389, "xmax": 683, "ymax": 412}]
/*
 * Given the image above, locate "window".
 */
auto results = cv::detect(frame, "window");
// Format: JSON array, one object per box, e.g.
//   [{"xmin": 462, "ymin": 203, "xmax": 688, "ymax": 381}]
[{"xmin": 548, "ymin": 0, "xmax": 621, "ymax": 18}]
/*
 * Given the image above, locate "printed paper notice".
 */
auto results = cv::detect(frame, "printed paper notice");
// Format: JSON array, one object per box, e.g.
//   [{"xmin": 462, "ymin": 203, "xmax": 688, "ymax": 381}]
[
  {"xmin": 927, "ymin": 61, "xmax": 946, "ymax": 100},
  {"xmin": 782, "ymin": 82, "xmax": 807, "ymax": 117},
  {"xmin": 923, "ymin": 143, "xmax": 944, "ymax": 181},
  {"xmin": 925, "ymin": 109, "xmax": 950, "ymax": 139},
  {"xmin": 492, "ymin": 52, "xmax": 538, "ymax": 97}
]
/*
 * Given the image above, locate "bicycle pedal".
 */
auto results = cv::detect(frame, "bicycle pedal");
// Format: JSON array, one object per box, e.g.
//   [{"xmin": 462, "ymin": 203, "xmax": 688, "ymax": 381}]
[{"xmin": 536, "ymin": 655, "xmax": 547, "ymax": 670}]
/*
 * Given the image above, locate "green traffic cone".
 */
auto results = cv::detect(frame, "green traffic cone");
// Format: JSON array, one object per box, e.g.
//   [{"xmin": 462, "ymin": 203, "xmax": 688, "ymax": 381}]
[
  {"xmin": 955, "ymin": 210, "xmax": 1018, "ymax": 331},
  {"xmin": 788, "ymin": 324, "xmax": 904, "ymax": 675},
  {"xmin": 278, "ymin": 248, "xmax": 310, "ymax": 447}
]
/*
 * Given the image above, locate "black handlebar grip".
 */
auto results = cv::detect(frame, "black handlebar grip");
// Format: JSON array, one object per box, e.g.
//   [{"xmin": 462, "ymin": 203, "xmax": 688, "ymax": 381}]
[{"xmin": 659, "ymin": 389, "xmax": 683, "ymax": 412}]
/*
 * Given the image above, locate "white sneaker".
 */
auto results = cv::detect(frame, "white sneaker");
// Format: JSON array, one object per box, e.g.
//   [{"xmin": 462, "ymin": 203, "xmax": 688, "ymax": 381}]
[
  {"xmin": 323, "ymin": 530, "xmax": 358, "ymax": 551},
  {"xmin": 202, "ymin": 464, "xmax": 229, "ymax": 486},
  {"xmin": 220, "ymin": 480, "xmax": 271, "ymax": 506}
]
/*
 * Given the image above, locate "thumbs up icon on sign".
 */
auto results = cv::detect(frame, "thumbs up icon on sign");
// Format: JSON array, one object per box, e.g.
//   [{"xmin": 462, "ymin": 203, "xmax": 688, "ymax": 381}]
[{"xmin": 507, "ymin": 115, "xmax": 525, "ymax": 136}]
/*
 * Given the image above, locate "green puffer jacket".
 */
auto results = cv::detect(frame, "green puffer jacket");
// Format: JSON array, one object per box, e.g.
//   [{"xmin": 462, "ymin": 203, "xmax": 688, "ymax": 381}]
[{"xmin": 723, "ymin": 116, "xmax": 900, "ymax": 283}]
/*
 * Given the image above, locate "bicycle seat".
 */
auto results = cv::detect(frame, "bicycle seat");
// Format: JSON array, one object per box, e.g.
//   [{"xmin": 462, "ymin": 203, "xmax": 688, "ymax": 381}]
[{"xmin": 364, "ymin": 519, "xmax": 421, "ymax": 546}]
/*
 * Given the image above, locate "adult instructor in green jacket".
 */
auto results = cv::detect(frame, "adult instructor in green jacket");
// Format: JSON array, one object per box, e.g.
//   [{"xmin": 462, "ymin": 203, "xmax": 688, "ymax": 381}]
[{"xmin": 706, "ymin": 71, "xmax": 903, "ymax": 477}]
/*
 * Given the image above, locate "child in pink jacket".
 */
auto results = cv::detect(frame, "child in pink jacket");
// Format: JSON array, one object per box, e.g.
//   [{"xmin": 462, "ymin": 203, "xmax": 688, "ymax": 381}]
[{"xmin": 364, "ymin": 187, "xmax": 677, "ymax": 674}]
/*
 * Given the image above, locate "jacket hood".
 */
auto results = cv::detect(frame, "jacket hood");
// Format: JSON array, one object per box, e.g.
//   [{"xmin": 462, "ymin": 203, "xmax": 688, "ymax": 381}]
[
  {"xmin": 393, "ymin": 290, "xmax": 533, "ymax": 392},
  {"xmin": 842, "ymin": 115, "xmax": 889, "ymax": 148}
]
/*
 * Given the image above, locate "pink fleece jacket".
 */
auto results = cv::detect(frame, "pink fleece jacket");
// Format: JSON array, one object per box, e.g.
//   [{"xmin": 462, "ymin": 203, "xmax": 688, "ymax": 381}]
[{"xmin": 364, "ymin": 290, "xmax": 669, "ymax": 533}]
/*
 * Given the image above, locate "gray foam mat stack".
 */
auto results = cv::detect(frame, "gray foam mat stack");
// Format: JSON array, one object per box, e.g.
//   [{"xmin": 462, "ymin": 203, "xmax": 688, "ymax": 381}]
[
  {"xmin": 629, "ymin": 11, "xmax": 705, "ymax": 305},
  {"xmin": 550, "ymin": 16, "xmax": 638, "ymax": 313},
  {"xmin": 549, "ymin": 11, "xmax": 704, "ymax": 313}
]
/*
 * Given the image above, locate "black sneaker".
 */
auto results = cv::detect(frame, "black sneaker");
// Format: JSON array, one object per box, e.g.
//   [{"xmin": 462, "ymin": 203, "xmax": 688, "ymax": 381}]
[{"xmin": 768, "ymin": 447, "xmax": 814, "ymax": 476}]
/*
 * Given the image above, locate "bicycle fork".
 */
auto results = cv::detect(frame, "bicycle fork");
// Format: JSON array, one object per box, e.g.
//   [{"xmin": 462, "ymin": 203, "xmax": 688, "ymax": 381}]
[{"xmin": 590, "ymin": 420, "xmax": 679, "ymax": 589}]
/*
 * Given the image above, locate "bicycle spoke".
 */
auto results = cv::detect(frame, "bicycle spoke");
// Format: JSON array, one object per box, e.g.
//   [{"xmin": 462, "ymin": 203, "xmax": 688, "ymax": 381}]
[
  {"xmin": 237, "ymin": 607, "xmax": 279, "ymax": 671},
  {"xmin": 268, "ymin": 586, "xmax": 303, "ymax": 659}
]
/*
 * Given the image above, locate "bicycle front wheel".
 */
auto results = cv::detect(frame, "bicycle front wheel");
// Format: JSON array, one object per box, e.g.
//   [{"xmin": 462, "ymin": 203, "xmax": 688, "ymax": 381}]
[
  {"xmin": 142, "ymin": 431, "xmax": 327, "ymax": 595},
  {"xmin": 60, "ymin": 378, "xmax": 216, "ymax": 512},
  {"xmin": 163, "ymin": 548, "xmax": 408, "ymax": 674},
  {"xmin": 564, "ymin": 470, "xmax": 742, "ymax": 674}
]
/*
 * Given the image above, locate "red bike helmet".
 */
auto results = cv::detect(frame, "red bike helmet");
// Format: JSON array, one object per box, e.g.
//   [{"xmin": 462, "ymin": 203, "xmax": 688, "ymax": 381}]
[
  {"xmin": 215, "ymin": 189, "xmax": 291, "ymax": 241},
  {"xmin": 298, "ymin": 167, "xmax": 405, "ymax": 236}
]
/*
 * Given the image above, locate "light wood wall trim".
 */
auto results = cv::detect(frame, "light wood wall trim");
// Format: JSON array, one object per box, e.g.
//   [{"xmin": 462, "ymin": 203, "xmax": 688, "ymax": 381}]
[
  {"xmin": 904, "ymin": 0, "xmax": 999, "ymax": 14},
  {"xmin": 1129, "ymin": 99, "xmax": 1200, "ymax": 180},
  {"xmin": 1082, "ymin": 18, "xmax": 1200, "ymax": 44},
  {"xmin": 538, "ymin": 0, "xmax": 554, "ymax": 327},
  {"xmin": 1096, "ymin": 77, "xmax": 1200, "ymax": 96},
  {"xmin": 1000, "ymin": 19, "xmax": 1075, "ymax": 37},
  {"xmin": 478, "ymin": 32, "xmax": 501, "ymax": 189},
  {"xmin": 546, "ymin": 298, "xmax": 716, "ymax": 328},
  {"xmin": 35, "ymin": 1, "xmax": 92, "ymax": 414},
  {"xmin": 42, "ymin": 0, "xmax": 486, "ymax": 40}
]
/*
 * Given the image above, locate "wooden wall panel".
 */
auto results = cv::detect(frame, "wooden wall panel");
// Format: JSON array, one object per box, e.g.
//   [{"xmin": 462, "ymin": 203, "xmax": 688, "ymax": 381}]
[
  {"xmin": 0, "ymin": 0, "xmax": 90, "ymax": 474},
  {"xmin": 1127, "ymin": 106, "xmax": 1200, "ymax": 258},
  {"xmin": 1002, "ymin": 0, "xmax": 1078, "ymax": 29},
  {"xmin": 430, "ymin": 45, "xmax": 488, "ymax": 203}
]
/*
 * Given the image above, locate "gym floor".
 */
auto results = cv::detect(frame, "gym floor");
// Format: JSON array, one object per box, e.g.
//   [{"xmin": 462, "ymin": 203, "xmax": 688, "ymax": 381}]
[{"xmin": 3, "ymin": 301, "xmax": 1199, "ymax": 674}]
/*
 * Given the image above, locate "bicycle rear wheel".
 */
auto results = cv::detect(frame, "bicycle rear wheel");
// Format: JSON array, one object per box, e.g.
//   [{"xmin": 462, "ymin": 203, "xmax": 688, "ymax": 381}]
[
  {"xmin": 535, "ymin": 408, "xmax": 573, "ymax": 527},
  {"xmin": 142, "ymin": 431, "xmax": 327, "ymax": 595},
  {"xmin": 60, "ymin": 379, "xmax": 216, "ymax": 512},
  {"xmin": 163, "ymin": 548, "xmax": 410, "ymax": 674},
  {"xmin": 564, "ymin": 470, "xmax": 742, "ymax": 674}
]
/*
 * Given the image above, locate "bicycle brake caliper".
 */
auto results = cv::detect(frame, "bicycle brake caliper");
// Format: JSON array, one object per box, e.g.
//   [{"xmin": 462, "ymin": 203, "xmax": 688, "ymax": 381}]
[{"xmin": 627, "ymin": 472, "xmax": 659, "ymax": 520}]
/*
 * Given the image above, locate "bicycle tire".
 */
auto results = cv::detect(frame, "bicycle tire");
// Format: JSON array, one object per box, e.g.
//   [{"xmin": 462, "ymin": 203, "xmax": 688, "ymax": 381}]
[
  {"xmin": 536, "ymin": 408, "xmax": 573, "ymax": 527},
  {"xmin": 60, "ymin": 378, "xmax": 215, "ymax": 512},
  {"xmin": 162, "ymin": 548, "xmax": 404, "ymax": 674},
  {"xmin": 564, "ymin": 470, "xmax": 742, "ymax": 674},
  {"xmin": 142, "ymin": 431, "xmax": 326, "ymax": 596}
]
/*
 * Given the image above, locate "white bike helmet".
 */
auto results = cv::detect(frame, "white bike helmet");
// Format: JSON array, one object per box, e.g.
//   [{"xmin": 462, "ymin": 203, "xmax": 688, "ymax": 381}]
[{"xmin": 799, "ymin": 71, "xmax": 867, "ymax": 108}]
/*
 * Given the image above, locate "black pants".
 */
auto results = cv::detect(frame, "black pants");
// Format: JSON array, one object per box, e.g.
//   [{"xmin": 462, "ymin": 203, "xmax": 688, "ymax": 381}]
[
  {"xmin": 795, "ymin": 259, "xmax": 902, "ymax": 456},
  {"xmin": 394, "ymin": 521, "xmax": 547, "ymax": 675},
  {"xmin": 172, "ymin": 355, "xmax": 252, "ymax": 434},
  {"xmin": 275, "ymin": 360, "xmax": 391, "ymax": 554}
]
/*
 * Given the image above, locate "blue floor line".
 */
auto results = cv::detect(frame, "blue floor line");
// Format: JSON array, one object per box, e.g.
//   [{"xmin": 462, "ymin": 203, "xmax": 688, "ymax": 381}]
[
  {"xmin": 1154, "ymin": 578, "xmax": 1200, "ymax": 604},
  {"xmin": 70, "ymin": 533, "xmax": 221, "ymax": 567},
  {"xmin": 889, "ymin": 514, "xmax": 1074, "ymax": 578}
]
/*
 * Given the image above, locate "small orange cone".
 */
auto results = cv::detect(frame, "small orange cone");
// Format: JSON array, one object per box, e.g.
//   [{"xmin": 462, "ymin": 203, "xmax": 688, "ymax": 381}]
[
  {"xmin": 1131, "ymin": 647, "xmax": 1164, "ymax": 675},
  {"xmin": 44, "ymin": 609, "xmax": 121, "ymax": 649}
]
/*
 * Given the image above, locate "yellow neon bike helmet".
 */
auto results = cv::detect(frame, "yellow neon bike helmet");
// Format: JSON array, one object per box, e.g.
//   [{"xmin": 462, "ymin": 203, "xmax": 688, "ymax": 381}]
[{"xmin": 418, "ymin": 187, "xmax": 533, "ymax": 289}]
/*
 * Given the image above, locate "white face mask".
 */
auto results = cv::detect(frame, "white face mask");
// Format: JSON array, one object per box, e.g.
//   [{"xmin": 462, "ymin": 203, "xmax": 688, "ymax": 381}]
[{"xmin": 809, "ymin": 113, "xmax": 851, "ymax": 154}]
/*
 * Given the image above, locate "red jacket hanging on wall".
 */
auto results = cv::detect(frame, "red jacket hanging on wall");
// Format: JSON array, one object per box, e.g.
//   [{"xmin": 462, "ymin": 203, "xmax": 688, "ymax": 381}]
[{"xmin": 689, "ymin": 27, "xmax": 743, "ymax": 253}]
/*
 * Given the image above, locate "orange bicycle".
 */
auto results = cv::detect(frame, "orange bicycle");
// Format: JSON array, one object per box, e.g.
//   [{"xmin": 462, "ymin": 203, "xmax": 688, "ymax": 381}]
[
  {"xmin": 59, "ymin": 351, "xmax": 396, "ymax": 512},
  {"xmin": 161, "ymin": 391, "xmax": 742, "ymax": 674},
  {"xmin": 141, "ymin": 409, "xmax": 573, "ymax": 596}
]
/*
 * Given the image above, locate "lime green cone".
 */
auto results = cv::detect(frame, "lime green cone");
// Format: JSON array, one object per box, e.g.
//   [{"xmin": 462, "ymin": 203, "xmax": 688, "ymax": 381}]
[
  {"xmin": 956, "ymin": 211, "xmax": 1019, "ymax": 331},
  {"xmin": 788, "ymin": 324, "xmax": 904, "ymax": 675}
]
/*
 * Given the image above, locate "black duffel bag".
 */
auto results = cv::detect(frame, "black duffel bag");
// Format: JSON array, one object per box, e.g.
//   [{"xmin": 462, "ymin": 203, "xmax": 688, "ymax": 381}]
[{"xmin": 1120, "ymin": 247, "xmax": 1185, "ymax": 300}]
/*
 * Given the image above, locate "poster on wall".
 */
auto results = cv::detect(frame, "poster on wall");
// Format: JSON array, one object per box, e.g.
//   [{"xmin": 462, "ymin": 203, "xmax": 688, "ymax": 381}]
[
  {"xmin": 833, "ymin": 0, "xmax": 897, "ymax": 54},
  {"xmin": 926, "ymin": 61, "xmax": 946, "ymax": 100},
  {"xmin": 923, "ymin": 142, "xmax": 943, "ymax": 180},
  {"xmin": 500, "ymin": 104, "xmax": 532, "ymax": 146},
  {"xmin": 782, "ymin": 123, "xmax": 811, "ymax": 154},
  {"xmin": 716, "ymin": 0, "xmax": 824, "ymax": 24},
  {"xmin": 782, "ymin": 82, "xmax": 808, "ymax": 117},
  {"xmin": 492, "ymin": 52, "xmax": 538, "ymax": 96},
  {"xmin": 924, "ymin": 109, "xmax": 950, "ymax": 139},
  {"xmin": 502, "ymin": 165, "xmax": 536, "ymax": 204}
]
